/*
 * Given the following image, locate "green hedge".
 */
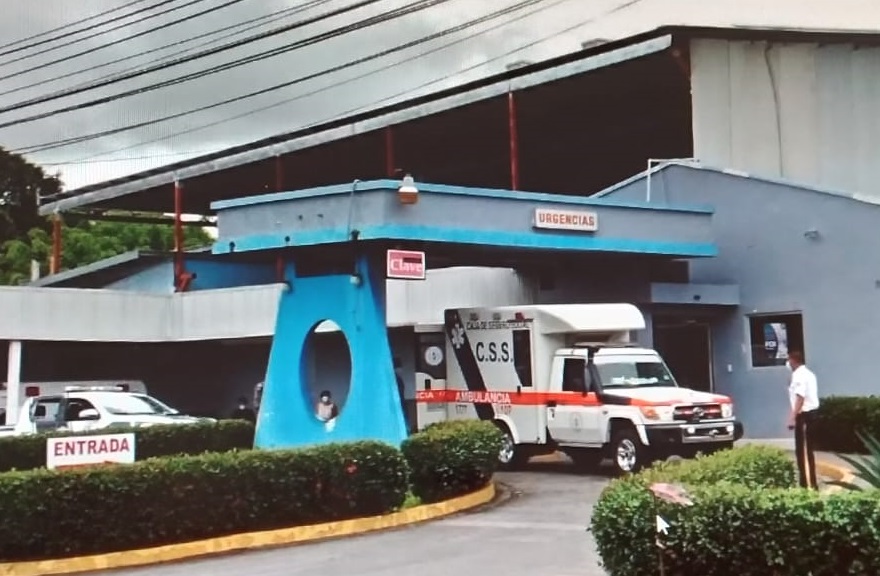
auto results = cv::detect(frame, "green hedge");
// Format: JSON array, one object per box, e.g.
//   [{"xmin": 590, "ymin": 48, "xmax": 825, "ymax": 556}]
[
  {"xmin": 0, "ymin": 420, "xmax": 255, "ymax": 473},
  {"xmin": 590, "ymin": 446, "xmax": 880, "ymax": 576},
  {"xmin": 401, "ymin": 420, "xmax": 502, "ymax": 503},
  {"xmin": 0, "ymin": 440, "xmax": 408, "ymax": 562},
  {"xmin": 812, "ymin": 396, "xmax": 880, "ymax": 454}
]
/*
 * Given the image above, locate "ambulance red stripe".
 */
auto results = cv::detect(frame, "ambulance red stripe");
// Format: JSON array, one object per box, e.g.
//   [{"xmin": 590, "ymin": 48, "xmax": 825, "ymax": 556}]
[{"xmin": 415, "ymin": 389, "xmax": 731, "ymax": 407}]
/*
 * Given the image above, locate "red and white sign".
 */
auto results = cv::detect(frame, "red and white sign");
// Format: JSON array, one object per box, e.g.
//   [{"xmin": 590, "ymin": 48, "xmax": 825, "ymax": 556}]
[
  {"xmin": 387, "ymin": 249, "xmax": 426, "ymax": 280},
  {"xmin": 46, "ymin": 433, "xmax": 136, "ymax": 470},
  {"xmin": 534, "ymin": 208, "xmax": 598, "ymax": 232}
]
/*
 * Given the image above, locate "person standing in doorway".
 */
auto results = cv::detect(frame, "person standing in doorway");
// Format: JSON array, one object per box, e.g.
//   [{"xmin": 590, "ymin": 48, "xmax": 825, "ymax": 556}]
[
  {"xmin": 315, "ymin": 390, "xmax": 339, "ymax": 423},
  {"xmin": 393, "ymin": 357, "xmax": 409, "ymax": 433},
  {"xmin": 786, "ymin": 350, "xmax": 820, "ymax": 489}
]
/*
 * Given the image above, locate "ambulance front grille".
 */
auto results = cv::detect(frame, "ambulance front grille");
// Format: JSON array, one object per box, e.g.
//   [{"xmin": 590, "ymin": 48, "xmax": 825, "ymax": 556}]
[{"xmin": 673, "ymin": 404, "xmax": 723, "ymax": 422}]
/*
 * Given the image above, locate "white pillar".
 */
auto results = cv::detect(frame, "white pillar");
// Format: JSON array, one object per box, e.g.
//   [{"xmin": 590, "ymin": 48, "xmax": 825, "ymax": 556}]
[{"xmin": 6, "ymin": 341, "xmax": 22, "ymax": 426}]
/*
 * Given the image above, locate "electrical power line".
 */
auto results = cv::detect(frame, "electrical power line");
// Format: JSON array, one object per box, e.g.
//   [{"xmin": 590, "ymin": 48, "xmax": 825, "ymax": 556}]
[
  {"xmin": 0, "ymin": 0, "xmax": 226, "ymax": 73},
  {"xmin": 20, "ymin": 0, "xmax": 639, "ymax": 159},
  {"xmin": 0, "ymin": 0, "xmax": 334, "ymax": 99},
  {"xmin": 29, "ymin": 0, "xmax": 648, "ymax": 174},
  {"xmin": 19, "ymin": 0, "xmax": 567, "ymax": 156},
  {"xmin": 0, "ymin": 0, "xmax": 161, "ymax": 53},
  {"xmin": 0, "ymin": 0, "xmax": 450, "ymax": 127},
  {"xmin": 0, "ymin": 0, "xmax": 380, "ymax": 113}
]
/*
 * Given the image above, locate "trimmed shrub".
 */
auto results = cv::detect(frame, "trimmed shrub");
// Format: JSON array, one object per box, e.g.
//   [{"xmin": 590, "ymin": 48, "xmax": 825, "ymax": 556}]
[
  {"xmin": 401, "ymin": 420, "xmax": 502, "ymax": 503},
  {"xmin": 812, "ymin": 395, "xmax": 880, "ymax": 454},
  {"xmin": 0, "ymin": 419, "xmax": 255, "ymax": 473},
  {"xmin": 590, "ymin": 446, "xmax": 880, "ymax": 576},
  {"xmin": 0, "ymin": 440, "xmax": 408, "ymax": 562},
  {"xmin": 635, "ymin": 444, "xmax": 798, "ymax": 489}
]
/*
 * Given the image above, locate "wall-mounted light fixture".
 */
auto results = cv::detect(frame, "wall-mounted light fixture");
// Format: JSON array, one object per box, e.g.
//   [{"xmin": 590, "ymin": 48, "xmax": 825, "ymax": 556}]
[{"xmin": 398, "ymin": 174, "xmax": 419, "ymax": 205}]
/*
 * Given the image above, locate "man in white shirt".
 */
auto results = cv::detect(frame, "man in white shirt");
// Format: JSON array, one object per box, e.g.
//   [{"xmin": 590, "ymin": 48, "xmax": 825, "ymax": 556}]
[{"xmin": 786, "ymin": 350, "xmax": 820, "ymax": 489}]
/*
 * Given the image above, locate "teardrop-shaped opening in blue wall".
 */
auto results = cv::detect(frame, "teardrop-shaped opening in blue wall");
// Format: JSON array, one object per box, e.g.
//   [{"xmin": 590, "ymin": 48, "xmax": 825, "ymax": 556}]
[{"xmin": 302, "ymin": 320, "xmax": 352, "ymax": 422}]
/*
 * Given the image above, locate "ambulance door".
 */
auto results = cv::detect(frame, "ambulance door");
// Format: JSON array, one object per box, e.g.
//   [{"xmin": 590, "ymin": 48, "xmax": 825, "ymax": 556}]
[
  {"xmin": 546, "ymin": 357, "xmax": 590, "ymax": 445},
  {"xmin": 414, "ymin": 328, "xmax": 448, "ymax": 431}
]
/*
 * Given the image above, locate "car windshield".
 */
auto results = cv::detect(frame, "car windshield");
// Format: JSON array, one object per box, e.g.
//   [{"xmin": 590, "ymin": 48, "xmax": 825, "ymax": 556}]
[
  {"xmin": 595, "ymin": 360, "xmax": 678, "ymax": 389},
  {"xmin": 98, "ymin": 394, "xmax": 179, "ymax": 416}
]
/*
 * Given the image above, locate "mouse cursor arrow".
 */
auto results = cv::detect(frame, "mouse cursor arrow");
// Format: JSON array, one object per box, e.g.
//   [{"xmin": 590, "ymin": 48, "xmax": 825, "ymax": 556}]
[{"xmin": 656, "ymin": 515, "xmax": 670, "ymax": 535}]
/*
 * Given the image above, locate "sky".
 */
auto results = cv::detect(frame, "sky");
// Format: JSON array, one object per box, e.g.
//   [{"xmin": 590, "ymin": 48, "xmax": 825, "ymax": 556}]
[{"xmin": 0, "ymin": 0, "xmax": 877, "ymax": 192}]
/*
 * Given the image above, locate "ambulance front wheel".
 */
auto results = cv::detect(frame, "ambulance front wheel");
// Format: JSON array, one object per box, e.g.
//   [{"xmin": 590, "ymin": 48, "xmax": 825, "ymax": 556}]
[
  {"xmin": 610, "ymin": 428, "xmax": 646, "ymax": 475},
  {"xmin": 497, "ymin": 424, "xmax": 527, "ymax": 468}
]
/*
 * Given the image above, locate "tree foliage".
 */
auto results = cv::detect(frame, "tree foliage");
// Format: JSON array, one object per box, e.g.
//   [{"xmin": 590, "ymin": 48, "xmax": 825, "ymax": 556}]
[
  {"xmin": 0, "ymin": 147, "xmax": 212, "ymax": 286},
  {"xmin": 0, "ymin": 146, "xmax": 60, "ymax": 243}
]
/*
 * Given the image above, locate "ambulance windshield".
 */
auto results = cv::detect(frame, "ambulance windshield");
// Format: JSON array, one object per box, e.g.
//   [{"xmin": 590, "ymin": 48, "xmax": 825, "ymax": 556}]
[{"xmin": 595, "ymin": 360, "xmax": 677, "ymax": 389}]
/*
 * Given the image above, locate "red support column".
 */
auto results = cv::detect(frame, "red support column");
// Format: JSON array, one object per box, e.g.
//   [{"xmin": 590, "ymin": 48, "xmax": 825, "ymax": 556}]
[
  {"xmin": 173, "ymin": 180, "xmax": 189, "ymax": 292},
  {"xmin": 384, "ymin": 126, "xmax": 395, "ymax": 177},
  {"xmin": 508, "ymin": 91, "xmax": 520, "ymax": 190},
  {"xmin": 50, "ymin": 214, "xmax": 62, "ymax": 275}
]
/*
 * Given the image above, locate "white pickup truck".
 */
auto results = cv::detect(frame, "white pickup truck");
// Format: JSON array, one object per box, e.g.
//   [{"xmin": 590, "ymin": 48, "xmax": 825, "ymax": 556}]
[{"xmin": 0, "ymin": 387, "xmax": 209, "ymax": 438}]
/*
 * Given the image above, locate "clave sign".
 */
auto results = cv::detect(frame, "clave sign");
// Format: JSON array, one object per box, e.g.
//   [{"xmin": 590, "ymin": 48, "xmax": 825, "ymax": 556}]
[
  {"xmin": 46, "ymin": 433, "xmax": 136, "ymax": 469},
  {"xmin": 533, "ymin": 208, "xmax": 598, "ymax": 232},
  {"xmin": 387, "ymin": 249, "xmax": 426, "ymax": 280}
]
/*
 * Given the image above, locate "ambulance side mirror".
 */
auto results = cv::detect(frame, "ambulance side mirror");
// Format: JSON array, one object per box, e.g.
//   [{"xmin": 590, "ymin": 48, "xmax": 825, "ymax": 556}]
[{"xmin": 78, "ymin": 409, "xmax": 100, "ymax": 421}]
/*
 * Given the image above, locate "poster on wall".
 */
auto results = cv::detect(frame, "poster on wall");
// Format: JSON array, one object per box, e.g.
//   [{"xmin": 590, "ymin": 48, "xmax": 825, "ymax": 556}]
[{"xmin": 762, "ymin": 322, "xmax": 789, "ymax": 366}]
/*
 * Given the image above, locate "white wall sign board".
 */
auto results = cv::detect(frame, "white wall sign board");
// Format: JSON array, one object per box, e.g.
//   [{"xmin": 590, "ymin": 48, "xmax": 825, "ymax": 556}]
[{"xmin": 533, "ymin": 208, "xmax": 598, "ymax": 232}]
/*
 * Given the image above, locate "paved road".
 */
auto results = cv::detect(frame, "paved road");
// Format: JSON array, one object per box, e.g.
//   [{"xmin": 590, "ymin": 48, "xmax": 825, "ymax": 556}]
[{"xmin": 90, "ymin": 461, "xmax": 610, "ymax": 576}]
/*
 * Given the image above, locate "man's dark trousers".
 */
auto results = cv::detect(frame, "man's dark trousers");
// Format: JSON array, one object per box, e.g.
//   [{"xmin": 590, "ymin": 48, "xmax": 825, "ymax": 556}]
[{"xmin": 795, "ymin": 410, "xmax": 818, "ymax": 489}]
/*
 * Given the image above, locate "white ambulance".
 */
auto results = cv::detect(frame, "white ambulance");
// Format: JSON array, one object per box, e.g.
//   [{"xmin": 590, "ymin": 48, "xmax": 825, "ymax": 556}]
[
  {"xmin": 414, "ymin": 304, "xmax": 743, "ymax": 474},
  {"xmin": 1, "ymin": 380, "xmax": 147, "ymax": 426}
]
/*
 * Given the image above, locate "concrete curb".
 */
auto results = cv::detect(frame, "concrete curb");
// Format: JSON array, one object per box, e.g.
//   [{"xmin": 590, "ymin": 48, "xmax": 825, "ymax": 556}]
[
  {"xmin": 0, "ymin": 483, "xmax": 496, "ymax": 576},
  {"xmin": 530, "ymin": 451, "xmax": 857, "ymax": 492},
  {"xmin": 816, "ymin": 458, "xmax": 857, "ymax": 493}
]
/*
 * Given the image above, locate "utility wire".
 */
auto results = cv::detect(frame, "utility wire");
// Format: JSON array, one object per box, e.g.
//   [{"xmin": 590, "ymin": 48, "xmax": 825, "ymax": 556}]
[
  {"xmin": 0, "ymin": 0, "xmax": 333, "ymax": 98},
  {"xmin": 0, "ymin": 0, "xmax": 448, "ymax": 126},
  {"xmin": 321, "ymin": 0, "xmax": 645, "ymax": 123},
  {"xmin": 0, "ymin": 0, "xmax": 153, "ymax": 52},
  {"xmin": 0, "ymin": 0, "xmax": 225, "ymax": 72},
  {"xmin": 0, "ymin": 0, "xmax": 385, "ymax": 113},
  {"xmin": 28, "ymin": 0, "xmax": 646, "ymax": 172},
  {"xmin": 19, "ymin": 0, "xmax": 564, "ymax": 156}
]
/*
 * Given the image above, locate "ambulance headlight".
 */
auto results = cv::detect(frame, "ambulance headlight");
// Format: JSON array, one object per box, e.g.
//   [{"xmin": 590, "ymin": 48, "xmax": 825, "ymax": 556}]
[
  {"xmin": 640, "ymin": 406, "xmax": 674, "ymax": 422},
  {"xmin": 721, "ymin": 403, "xmax": 734, "ymax": 419}
]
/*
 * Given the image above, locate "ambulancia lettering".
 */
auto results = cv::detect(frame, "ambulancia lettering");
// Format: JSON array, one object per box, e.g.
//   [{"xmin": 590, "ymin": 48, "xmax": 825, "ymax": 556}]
[{"xmin": 455, "ymin": 391, "xmax": 512, "ymax": 404}]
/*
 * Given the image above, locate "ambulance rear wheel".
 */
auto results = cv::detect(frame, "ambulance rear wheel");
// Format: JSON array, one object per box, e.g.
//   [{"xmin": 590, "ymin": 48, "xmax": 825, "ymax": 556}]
[{"xmin": 610, "ymin": 428, "xmax": 645, "ymax": 475}]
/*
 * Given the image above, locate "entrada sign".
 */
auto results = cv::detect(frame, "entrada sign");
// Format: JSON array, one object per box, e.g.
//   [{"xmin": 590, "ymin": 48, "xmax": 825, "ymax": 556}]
[
  {"xmin": 533, "ymin": 208, "xmax": 598, "ymax": 232},
  {"xmin": 386, "ymin": 249, "xmax": 426, "ymax": 280},
  {"xmin": 46, "ymin": 433, "xmax": 136, "ymax": 469}
]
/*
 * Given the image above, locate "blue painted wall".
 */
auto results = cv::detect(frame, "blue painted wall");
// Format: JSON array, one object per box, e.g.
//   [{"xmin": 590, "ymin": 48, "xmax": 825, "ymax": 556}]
[
  {"xmin": 104, "ymin": 262, "xmax": 174, "ymax": 293},
  {"xmin": 102, "ymin": 258, "xmax": 275, "ymax": 293},
  {"xmin": 600, "ymin": 164, "xmax": 880, "ymax": 437}
]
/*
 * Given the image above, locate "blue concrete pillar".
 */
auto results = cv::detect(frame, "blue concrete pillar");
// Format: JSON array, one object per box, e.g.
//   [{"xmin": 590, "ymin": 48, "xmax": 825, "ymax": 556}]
[{"xmin": 255, "ymin": 255, "xmax": 407, "ymax": 449}]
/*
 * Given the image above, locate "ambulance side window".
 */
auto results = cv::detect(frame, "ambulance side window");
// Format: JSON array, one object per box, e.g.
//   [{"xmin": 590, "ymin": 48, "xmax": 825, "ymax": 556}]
[
  {"xmin": 562, "ymin": 358, "xmax": 587, "ymax": 393},
  {"xmin": 512, "ymin": 329, "xmax": 533, "ymax": 387}
]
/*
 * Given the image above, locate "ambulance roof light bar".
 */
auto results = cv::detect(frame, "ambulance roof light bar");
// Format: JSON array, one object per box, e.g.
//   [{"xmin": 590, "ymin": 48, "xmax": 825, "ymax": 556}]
[{"xmin": 64, "ymin": 385, "xmax": 127, "ymax": 393}]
